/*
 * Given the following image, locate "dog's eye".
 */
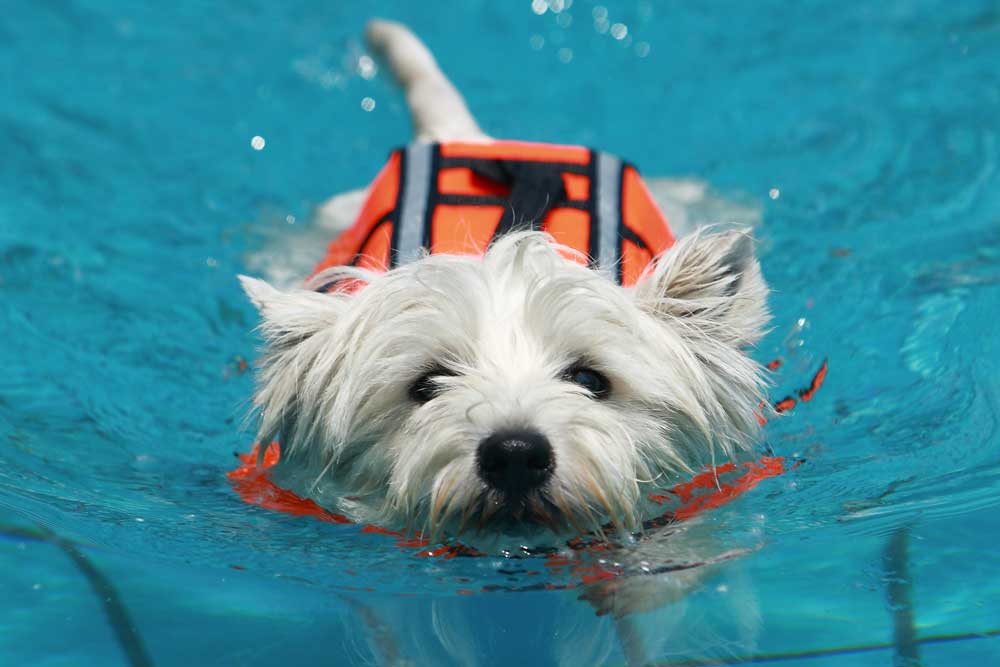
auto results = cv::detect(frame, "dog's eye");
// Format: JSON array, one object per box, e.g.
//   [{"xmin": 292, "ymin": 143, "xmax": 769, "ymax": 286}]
[
  {"xmin": 409, "ymin": 367, "xmax": 455, "ymax": 403},
  {"xmin": 563, "ymin": 366, "xmax": 611, "ymax": 399}
]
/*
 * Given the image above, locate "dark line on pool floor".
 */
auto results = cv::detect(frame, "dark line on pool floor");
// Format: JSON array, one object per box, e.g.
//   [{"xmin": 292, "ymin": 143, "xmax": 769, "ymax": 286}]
[
  {"xmin": 883, "ymin": 525, "xmax": 920, "ymax": 666},
  {"xmin": 644, "ymin": 628, "xmax": 1000, "ymax": 666},
  {"xmin": 28, "ymin": 524, "xmax": 154, "ymax": 667}
]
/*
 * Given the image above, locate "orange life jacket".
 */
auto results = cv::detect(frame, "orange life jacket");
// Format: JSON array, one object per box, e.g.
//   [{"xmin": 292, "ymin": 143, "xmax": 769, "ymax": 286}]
[{"xmin": 309, "ymin": 140, "xmax": 675, "ymax": 290}]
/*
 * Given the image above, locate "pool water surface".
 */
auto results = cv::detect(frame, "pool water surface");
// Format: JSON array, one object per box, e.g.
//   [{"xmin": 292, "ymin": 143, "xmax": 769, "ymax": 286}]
[{"xmin": 2, "ymin": 1, "xmax": 999, "ymax": 665}]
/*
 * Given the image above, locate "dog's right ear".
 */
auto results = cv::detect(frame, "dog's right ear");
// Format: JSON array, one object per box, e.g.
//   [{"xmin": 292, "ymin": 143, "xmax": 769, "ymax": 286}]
[{"xmin": 239, "ymin": 275, "xmax": 344, "ymax": 347}]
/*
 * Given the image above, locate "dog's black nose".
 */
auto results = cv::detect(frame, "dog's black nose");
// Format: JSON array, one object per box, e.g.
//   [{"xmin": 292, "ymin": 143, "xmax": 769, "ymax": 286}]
[{"xmin": 477, "ymin": 429, "xmax": 554, "ymax": 498}]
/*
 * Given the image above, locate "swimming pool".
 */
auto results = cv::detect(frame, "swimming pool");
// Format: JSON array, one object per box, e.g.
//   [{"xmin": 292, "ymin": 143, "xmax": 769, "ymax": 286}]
[{"xmin": 2, "ymin": 0, "xmax": 998, "ymax": 664}]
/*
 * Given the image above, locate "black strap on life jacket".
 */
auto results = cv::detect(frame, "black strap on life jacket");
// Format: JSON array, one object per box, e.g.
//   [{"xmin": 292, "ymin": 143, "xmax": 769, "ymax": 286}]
[{"xmin": 466, "ymin": 159, "xmax": 568, "ymax": 236}]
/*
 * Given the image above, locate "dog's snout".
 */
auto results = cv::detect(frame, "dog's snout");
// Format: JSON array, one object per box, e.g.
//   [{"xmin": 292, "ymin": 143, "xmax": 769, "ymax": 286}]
[{"xmin": 477, "ymin": 429, "xmax": 553, "ymax": 497}]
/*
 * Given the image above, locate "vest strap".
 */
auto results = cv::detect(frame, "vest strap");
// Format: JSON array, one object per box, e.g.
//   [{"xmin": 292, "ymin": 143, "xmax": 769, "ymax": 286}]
[{"xmin": 469, "ymin": 159, "xmax": 567, "ymax": 236}]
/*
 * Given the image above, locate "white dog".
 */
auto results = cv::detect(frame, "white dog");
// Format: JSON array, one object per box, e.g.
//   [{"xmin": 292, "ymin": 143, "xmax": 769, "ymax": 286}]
[{"xmin": 239, "ymin": 20, "xmax": 770, "ymax": 548}]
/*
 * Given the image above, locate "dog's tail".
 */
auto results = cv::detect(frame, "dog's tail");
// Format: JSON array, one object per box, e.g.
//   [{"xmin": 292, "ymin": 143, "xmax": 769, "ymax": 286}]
[{"xmin": 365, "ymin": 19, "xmax": 490, "ymax": 143}]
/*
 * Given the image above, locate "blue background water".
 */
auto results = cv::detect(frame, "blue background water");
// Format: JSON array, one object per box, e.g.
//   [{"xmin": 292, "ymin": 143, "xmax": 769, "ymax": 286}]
[{"xmin": 2, "ymin": 1, "xmax": 999, "ymax": 665}]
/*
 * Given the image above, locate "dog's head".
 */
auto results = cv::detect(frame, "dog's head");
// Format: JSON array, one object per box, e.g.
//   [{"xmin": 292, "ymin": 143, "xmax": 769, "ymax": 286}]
[{"xmin": 240, "ymin": 230, "xmax": 769, "ymax": 541}]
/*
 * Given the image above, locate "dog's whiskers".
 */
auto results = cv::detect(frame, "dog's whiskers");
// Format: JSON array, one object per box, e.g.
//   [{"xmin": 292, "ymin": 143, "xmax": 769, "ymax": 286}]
[
  {"xmin": 552, "ymin": 493, "xmax": 587, "ymax": 537},
  {"xmin": 308, "ymin": 454, "xmax": 339, "ymax": 494},
  {"xmin": 430, "ymin": 476, "xmax": 457, "ymax": 527},
  {"xmin": 582, "ymin": 473, "xmax": 620, "ymax": 532},
  {"xmin": 634, "ymin": 469, "xmax": 664, "ymax": 485},
  {"xmin": 453, "ymin": 491, "xmax": 484, "ymax": 539},
  {"xmin": 477, "ymin": 496, "xmax": 502, "ymax": 533},
  {"xmin": 434, "ymin": 491, "xmax": 468, "ymax": 542},
  {"xmin": 528, "ymin": 496, "xmax": 562, "ymax": 534}
]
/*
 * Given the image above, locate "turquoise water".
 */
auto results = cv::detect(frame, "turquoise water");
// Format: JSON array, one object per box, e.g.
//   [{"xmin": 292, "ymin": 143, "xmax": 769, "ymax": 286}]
[{"xmin": 2, "ymin": 1, "xmax": 999, "ymax": 665}]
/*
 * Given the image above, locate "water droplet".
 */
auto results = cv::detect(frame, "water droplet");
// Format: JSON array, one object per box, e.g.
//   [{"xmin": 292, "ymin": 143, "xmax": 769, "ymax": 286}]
[
  {"xmin": 361, "ymin": 97, "xmax": 376, "ymax": 112},
  {"xmin": 250, "ymin": 135, "xmax": 265, "ymax": 151},
  {"xmin": 530, "ymin": 34, "xmax": 545, "ymax": 50},
  {"xmin": 610, "ymin": 23, "xmax": 628, "ymax": 40},
  {"xmin": 558, "ymin": 47, "xmax": 573, "ymax": 64},
  {"xmin": 769, "ymin": 188, "xmax": 781, "ymax": 200},
  {"xmin": 357, "ymin": 55, "xmax": 376, "ymax": 80},
  {"xmin": 531, "ymin": 0, "xmax": 548, "ymax": 15},
  {"xmin": 635, "ymin": 41, "xmax": 650, "ymax": 58}
]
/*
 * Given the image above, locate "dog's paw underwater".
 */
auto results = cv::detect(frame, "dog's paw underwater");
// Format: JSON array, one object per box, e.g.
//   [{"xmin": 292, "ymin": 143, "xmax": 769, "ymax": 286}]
[{"xmin": 239, "ymin": 229, "xmax": 770, "ymax": 546}]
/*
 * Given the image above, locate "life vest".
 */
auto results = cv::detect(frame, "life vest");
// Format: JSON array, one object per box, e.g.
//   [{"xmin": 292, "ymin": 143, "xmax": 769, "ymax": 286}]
[{"xmin": 309, "ymin": 141, "xmax": 675, "ymax": 290}]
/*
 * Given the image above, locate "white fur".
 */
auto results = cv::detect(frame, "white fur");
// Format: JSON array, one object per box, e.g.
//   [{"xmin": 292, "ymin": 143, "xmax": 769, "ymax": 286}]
[{"xmin": 240, "ymin": 230, "xmax": 768, "ymax": 541}]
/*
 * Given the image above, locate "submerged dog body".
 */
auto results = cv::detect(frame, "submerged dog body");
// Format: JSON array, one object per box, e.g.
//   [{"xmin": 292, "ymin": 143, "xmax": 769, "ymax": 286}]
[{"xmin": 240, "ymin": 21, "xmax": 770, "ymax": 543}]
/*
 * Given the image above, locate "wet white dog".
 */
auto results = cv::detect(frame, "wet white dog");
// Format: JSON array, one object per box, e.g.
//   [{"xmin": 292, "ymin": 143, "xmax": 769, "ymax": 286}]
[{"xmin": 240, "ymin": 20, "xmax": 770, "ymax": 546}]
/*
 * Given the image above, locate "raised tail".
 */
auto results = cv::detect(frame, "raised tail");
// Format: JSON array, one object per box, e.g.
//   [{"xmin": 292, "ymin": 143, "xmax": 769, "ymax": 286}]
[{"xmin": 365, "ymin": 19, "xmax": 490, "ymax": 143}]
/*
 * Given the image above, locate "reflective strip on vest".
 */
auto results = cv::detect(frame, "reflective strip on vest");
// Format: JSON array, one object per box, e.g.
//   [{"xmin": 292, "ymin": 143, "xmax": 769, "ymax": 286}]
[
  {"xmin": 394, "ymin": 143, "xmax": 433, "ymax": 266},
  {"xmin": 594, "ymin": 151, "xmax": 623, "ymax": 280}
]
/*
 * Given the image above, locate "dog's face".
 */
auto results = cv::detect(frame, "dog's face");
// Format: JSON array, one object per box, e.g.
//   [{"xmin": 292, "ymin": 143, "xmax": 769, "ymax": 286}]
[{"xmin": 241, "ymin": 231, "xmax": 769, "ymax": 541}]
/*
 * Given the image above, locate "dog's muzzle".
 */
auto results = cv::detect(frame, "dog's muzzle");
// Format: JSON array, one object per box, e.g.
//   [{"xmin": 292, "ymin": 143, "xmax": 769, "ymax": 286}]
[{"xmin": 476, "ymin": 428, "xmax": 554, "ymax": 499}]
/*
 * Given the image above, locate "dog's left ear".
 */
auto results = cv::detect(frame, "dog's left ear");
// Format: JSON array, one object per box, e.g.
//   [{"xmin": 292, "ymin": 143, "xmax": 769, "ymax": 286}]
[
  {"xmin": 239, "ymin": 275, "xmax": 344, "ymax": 347},
  {"xmin": 633, "ymin": 229, "xmax": 769, "ymax": 347}
]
